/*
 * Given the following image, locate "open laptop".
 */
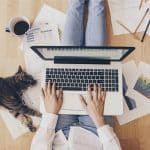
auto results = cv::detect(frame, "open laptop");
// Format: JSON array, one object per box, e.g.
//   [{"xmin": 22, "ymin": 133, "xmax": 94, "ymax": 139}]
[{"xmin": 31, "ymin": 46, "xmax": 135, "ymax": 115}]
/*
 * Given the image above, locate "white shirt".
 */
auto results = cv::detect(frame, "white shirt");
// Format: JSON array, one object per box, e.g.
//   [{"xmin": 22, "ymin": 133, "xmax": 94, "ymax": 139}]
[{"xmin": 30, "ymin": 113, "xmax": 122, "ymax": 150}]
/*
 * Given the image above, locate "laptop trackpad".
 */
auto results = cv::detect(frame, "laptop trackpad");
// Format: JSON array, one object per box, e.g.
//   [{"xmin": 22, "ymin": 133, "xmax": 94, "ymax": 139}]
[{"xmin": 60, "ymin": 93, "xmax": 86, "ymax": 114}]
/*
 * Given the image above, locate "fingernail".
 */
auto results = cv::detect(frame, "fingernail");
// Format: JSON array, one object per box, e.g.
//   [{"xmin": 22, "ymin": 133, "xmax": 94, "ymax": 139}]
[{"xmin": 79, "ymin": 94, "xmax": 82, "ymax": 99}]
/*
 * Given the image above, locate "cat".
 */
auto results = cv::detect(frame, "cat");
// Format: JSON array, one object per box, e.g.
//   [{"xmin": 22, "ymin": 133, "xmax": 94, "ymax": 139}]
[{"xmin": 0, "ymin": 66, "xmax": 42, "ymax": 132}]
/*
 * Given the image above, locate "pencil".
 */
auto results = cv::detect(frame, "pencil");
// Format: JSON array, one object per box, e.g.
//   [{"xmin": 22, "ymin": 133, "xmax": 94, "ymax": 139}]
[
  {"xmin": 141, "ymin": 20, "xmax": 150, "ymax": 42},
  {"xmin": 139, "ymin": 0, "xmax": 144, "ymax": 9},
  {"xmin": 116, "ymin": 20, "xmax": 133, "ymax": 33},
  {"xmin": 134, "ymin": 8, "xmax": 149, "ymax": 33},
  {"xmin": 116, "ymin": 20, "xmax": 140, "ymax": 40}
]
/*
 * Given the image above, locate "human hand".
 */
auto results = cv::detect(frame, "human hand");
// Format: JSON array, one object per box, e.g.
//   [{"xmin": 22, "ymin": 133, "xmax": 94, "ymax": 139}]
[
  {"xmin": 42, "ymin": 81, "xmax": 63, "ymax": 114},
  {"xmin": 80, "ymin": 84, "xmax": 106, "ymax": 128}
]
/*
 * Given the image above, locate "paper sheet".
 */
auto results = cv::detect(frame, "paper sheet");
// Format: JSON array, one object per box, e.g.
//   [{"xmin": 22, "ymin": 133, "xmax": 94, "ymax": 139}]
[
  {"xmin": 0, "ymin": 109, "xmax": 29, "ymax": 139},
  {"xmin": 138, "ymin": 61, "xmax": 150, "ymax": 77},
  {"xmin": 22, "ymin": 4, "xmax": 66, "ymax": 74},
  {"xmin": 117, "ymin": 61, "xmax": 150, "ymax": 125},
  {"xmin": 117, "ymin": 89, "xmax": 150, "ymax": 125},
  {"xmin": 24, "ymin": 23, "xmax": 60, "ymax": 46},
  {"xmin": 0, "ymin": 109, "xmax": 40, "ymax": 139},
  {"xmin": 108, "ymin": 0, "xmax": 150, "ymax": 35},
  {"xmin": 122, "ymin": 60, "xmax": 139, "ymax": 88},
  {"xmin": 33, "ymin": 4, "xmax": 66, "ymax": 38}
]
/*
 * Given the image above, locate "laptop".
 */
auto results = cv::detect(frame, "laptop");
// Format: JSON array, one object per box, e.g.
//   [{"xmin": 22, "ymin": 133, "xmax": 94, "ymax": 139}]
[{"xmin": 31, "ymin": 46, "xmax": 135, "ymax": 115}]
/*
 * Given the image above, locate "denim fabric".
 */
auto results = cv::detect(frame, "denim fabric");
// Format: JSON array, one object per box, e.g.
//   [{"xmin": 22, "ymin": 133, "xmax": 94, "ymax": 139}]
[
  {"xmin": 62, "ymin": 0, "xmax": 107, "ymax": 46},
  {"xmin": 62, "ymin": 0, "xmax": 86, "ymax": 46},
  {"xmin": 56, "ymin": 115, "xmax": 112, "ymax": 139}
]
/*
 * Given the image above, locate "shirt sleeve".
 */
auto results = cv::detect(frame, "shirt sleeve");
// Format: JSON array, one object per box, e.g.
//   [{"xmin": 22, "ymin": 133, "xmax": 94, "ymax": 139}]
[
  {"xmin": 30, "ymin": 113, "xmax": 58, "ymax": 150},
  {"xmin": 97, "ymin": 125, "xmax": 122, "ymax": 150}
]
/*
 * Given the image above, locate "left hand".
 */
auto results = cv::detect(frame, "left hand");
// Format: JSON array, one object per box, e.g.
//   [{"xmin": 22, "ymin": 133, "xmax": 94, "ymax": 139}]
[{"xmin": 42, "ymin": 81, "xmax": 63, "ymax": 114}]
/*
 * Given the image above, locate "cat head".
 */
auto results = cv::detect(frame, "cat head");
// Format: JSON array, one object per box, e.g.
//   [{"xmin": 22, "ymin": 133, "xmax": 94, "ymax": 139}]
[{"xmin": 14, "ymin": 66, "xmax": 37, "ymax": 89}]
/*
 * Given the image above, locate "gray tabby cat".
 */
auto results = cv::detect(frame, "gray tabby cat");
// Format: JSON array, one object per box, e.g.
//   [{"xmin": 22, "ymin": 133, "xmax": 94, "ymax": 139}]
[{"xmin": 0, "ymin": 66, "xmax": 42, "ymax": 132}]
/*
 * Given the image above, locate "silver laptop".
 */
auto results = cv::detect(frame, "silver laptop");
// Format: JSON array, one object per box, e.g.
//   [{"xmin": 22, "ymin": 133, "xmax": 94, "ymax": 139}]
[{"xmin": 31, "ymin": 46, "xmax": 135, "ymax": 115}]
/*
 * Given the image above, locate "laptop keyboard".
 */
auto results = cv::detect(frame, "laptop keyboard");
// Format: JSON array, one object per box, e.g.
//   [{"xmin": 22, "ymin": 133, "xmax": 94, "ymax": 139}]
[{"xmin": 45, "ymin": 68, "xmax": 119, "ymax": 92}]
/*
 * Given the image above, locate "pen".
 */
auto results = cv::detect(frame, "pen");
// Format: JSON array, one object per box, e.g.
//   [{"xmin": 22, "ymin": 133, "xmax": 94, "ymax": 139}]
[
  {"xmin": 141, "ymin": 20, "xmax": 150, "ymax": 42},
  {"xmin": 116, "ymin": 20, "xmax": 140, "ymax": 40},
  {"xmin": 41, "ymin": 29, "xmax": 52, "ymax": 33},
  {"xmin": 139, "ymin": 0, "xmax": 144, "ymax": 9},
  {"xmin": 134, "ymin": 8, "xmax": 149, "ymax": 33}
]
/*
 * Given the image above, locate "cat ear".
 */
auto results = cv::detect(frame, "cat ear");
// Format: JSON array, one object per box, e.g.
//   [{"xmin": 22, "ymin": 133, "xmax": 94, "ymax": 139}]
[{"xmin": 18, "ymin": 65, "xmax": 23, "ymax": 73}]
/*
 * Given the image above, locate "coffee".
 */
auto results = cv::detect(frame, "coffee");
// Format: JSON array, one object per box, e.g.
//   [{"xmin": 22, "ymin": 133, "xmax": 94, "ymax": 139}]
[{"xmin": 14, "ymin": 21, "xmax": 29, "ymax": 35}]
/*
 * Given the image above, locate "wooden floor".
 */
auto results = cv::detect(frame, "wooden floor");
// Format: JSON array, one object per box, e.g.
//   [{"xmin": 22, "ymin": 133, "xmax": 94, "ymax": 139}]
[{"xmin": 0, "ymin": 0, "xmax": 150, "ymax": 150}]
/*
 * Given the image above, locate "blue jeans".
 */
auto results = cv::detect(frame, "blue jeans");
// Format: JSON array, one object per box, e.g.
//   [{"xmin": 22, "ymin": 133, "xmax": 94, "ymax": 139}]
[
  {"xmin": 62, "ymin": 0, "xmax": 107, "ymax": 46},
  {"xmin": 56, "ymin": 115, "xmax": 112, "ymax": 139},
  {"xmin": 57, "ymin": 0, "xmax": 111, "ymax": 139}
]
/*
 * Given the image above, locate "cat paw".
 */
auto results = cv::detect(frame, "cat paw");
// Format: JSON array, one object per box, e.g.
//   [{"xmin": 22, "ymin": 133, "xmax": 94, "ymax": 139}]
[
  {"xmin": 37, "ymin": 112, "xmax": 42, "ymax": 117},
  {"xmin": 29, "ymin": 126, "xmax": 37, "ymax": 132}
]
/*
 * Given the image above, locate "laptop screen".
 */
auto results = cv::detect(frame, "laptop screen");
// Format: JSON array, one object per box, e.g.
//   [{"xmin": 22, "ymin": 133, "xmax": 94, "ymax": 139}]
[{"xmin": 31, "ymin": 46, "xmax": 135, "ymax": 61}]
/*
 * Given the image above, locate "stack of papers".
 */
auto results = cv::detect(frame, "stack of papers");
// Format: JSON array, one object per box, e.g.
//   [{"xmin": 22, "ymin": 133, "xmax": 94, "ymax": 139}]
[
  {"xmin": 108, "ymin": 0, "xmax": 150, "ymax": 35},
  {"xmin": 117, "ymin": 61, "xmax": 150, "ymax": 125}
]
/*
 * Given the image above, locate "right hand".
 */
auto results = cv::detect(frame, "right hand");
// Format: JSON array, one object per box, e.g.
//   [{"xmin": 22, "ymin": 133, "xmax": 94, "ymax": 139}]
[
  {"xmin": 42, "ymin": 81, "xmax": 63, "ymax": 114},
  {"xmin": 80, "ymin": 84, "xmax": 106, "ymax": 128}
]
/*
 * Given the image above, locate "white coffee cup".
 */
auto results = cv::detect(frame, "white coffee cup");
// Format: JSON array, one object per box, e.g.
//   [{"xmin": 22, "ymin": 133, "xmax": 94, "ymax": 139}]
[{"xmin": 7, "ymin": 16, "xmax": 30, "ymax": 36}]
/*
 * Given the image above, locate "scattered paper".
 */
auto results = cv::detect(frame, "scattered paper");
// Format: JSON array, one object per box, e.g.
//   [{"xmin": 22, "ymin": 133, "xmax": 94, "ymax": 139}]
[
  {"xmin": 117, "ymin": 61, "xmax": 150, "ymax": 125},
  {"xmin": 108, "ymin": 0, "xmax": 150, "ymax": 35},
  {"xmin": 122, "ymin": 60, "xmax": 139, "ymax": 88},
  {"xmin": 117, "ymin": 89, "xmax": 150, "ymax": 125},
  {"xmin": 33, "ymin": 4, "xmax": 66, "ymax": 41},
  {"xmin": 0, "ymin": 4, "xmax": 66, "ymax": 139},
  {"xmin": 138, "ymin": 61, "xmax": 150, "ymax": 76},
  {"xmin": 23, "ymin": 44, "xmax": 44, "ymax": 74},
  {"xmin": 24, "ymin": 23, "xmax": 60, "ymax": 46},
  {"xmin": 0, "ymin": 109, "xmax": 29, "ymax": 139}
]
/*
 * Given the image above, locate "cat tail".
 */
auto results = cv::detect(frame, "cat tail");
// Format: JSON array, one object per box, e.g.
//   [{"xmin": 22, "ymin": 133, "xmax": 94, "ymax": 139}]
[{"xmin": 18, "ymin": 105, "xmax": 42, "ymax": 117}]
